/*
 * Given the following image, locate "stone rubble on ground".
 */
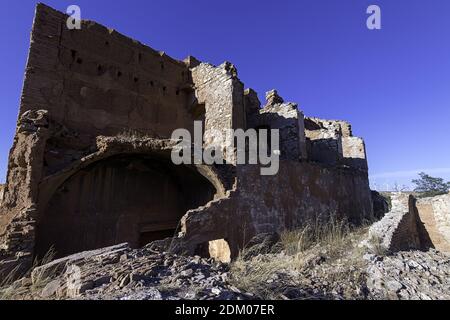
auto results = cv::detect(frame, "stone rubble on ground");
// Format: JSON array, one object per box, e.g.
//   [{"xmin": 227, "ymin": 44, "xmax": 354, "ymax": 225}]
[
  {"xmin": 15, "ymin": 242, "xmax": 253, "ymax": 300},
  {"xmin": 365, "ymin": 249, "xmax": 450, "ymax": 300},
  {"xmin": 2, "ymin": 235, "xmax": 450, "ymax": 300}
]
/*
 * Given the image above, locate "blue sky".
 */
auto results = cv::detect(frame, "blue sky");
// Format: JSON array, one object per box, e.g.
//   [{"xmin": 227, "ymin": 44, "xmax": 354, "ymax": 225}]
[{"xmin": 0, "ymin": 0, "xmax": 449, "ymax": 190}]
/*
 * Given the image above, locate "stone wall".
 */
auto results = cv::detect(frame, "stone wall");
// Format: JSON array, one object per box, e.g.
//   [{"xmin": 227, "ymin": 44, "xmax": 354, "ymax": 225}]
[
  {"xmin": 243, "ymin": 88, "xmax": 261, "ymax": 124},
  {"xmin": 191, "ymin": 62, "xmax": 246, "ymax": 162},
  {"xmin": 342, "ymin": 137, "xmax": 368, "ymax": 170},
  {"xmin": 252, "ymin": 90, "xmax": 307, "ymax": 161},
  {"xmin": 416, "ymin": 194, "xmax": 450, "ymax": 253},
  {"xmin": 369, "ymin": 194, "xmax": 432, "ymax": 253},
  {"xmin": 22, "ymin": 4, "xmax": 194, "ymax": 137},
  {"xmin": 19, "ymin": 4, "xmax": 198, "ymax": 180},
  {"xmin": 305, "ymin": 117, "xmax": 343, "ymax": 165},
  {"xmin": 305, "ymin": 117, "xmax": 367, "ymax": 169},
  {"xmin": 178, "ymin": 161, "xmax": 373, "ymax": 257}
]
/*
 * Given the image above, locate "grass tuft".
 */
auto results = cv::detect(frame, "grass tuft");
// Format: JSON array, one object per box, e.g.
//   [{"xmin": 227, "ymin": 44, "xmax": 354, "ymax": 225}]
[{"xmin": 230, "ymin": 217, "xmax": 370, "ymax": 300}]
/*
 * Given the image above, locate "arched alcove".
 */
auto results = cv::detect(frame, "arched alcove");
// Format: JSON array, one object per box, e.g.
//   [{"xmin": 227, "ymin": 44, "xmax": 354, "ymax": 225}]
[{"xmin": 35, "ymin": 153, "xmax": 216, "ymax": 258}]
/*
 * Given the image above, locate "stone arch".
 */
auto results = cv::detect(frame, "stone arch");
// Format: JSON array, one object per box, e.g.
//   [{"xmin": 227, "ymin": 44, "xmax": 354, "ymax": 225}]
[{"xmin": 35, "ymin": 143, "xmax": 227, "ymax": 258}]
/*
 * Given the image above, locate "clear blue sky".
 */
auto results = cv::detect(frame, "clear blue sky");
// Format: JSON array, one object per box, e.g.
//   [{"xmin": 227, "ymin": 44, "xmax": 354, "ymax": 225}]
[{"xmin": 0, "ymin": 0, "xmax": 449, "ymax": 190}]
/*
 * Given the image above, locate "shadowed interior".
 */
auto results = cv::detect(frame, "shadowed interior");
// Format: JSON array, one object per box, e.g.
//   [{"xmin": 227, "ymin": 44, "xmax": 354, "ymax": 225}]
[{"xmin": 35, "ymin": 154, "xmax": 216, "ymax": 258}]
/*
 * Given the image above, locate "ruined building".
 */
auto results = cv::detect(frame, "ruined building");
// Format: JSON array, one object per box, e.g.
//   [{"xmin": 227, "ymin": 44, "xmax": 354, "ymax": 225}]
[{"xmin": 0, "ymin": 4, "xmax": 373, "ymax": 275}]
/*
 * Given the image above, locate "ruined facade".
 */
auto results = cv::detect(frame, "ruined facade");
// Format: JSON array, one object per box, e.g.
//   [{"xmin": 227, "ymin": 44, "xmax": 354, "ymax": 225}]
[{"xmin": 0, "ymin": 4, "xmax": 373, "ymax": 275}]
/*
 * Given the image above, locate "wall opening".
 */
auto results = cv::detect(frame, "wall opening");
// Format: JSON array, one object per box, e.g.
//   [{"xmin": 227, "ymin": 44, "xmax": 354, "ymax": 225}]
[
  {"xmin": 35, "ymin": 154, "xmax": 216, "ymax": 258},
  {"xmin": 194, "ymin": 238, "xmax": 231, "ymax": 263},
  {"xmin": 208, "ymin": 239, "xmax": 231, "ymax": 263}
]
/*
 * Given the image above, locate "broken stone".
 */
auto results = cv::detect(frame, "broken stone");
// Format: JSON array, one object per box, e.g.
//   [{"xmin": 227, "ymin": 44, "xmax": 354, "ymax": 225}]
[{"xmin": 41, "ymin": 280, "xmax": 60, "ymax": 298}]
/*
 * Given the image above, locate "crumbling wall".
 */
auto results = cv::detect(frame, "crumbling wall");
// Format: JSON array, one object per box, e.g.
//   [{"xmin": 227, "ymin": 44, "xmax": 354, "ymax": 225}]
[
  {"xmin": 248, "ymin": 90, "xmax": 307, "ymax": 161},
  {"xmin": 191, "ymin": 62, "xmax": 246, "ymax": 162},
  {"xmin": 416, "ymin": 193, "xmax": 450, "ymax": 253},
  {"xmin": 0, "ymin": 109, "xmax": 50, "ymax": 279},
  {"xmin": 26, "ymin": 4, "xmax": 194, "ymax": 135},
  {"xmin": 305, "ymin": 117, "xmax": 367, "ymax": 170},
  {"xmin": 369, "ymin": 194, "xmax": 432, "ymax": 253},
  {"xmin": 342, "ymin": 136, "xmax": 368, "ymax": 170},
  {"xmin": 305, "ymin": 117, "xmax": 344, "ymax": 165},
  {"xmin": 243, "ymin": 88, "xmax": 261, "ymax": 124},
  {"xmin": 178, "ymin": 161, "xmax": 373, "ymax": 257},
  {"xmin": 371, "ymin": 190, "xmax": 390, "ymax": 220}
]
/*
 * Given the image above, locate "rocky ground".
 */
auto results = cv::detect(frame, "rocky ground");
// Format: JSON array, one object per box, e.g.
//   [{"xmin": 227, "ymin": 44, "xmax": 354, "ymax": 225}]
[
  {"xmin": 1, "ymin": 227, "xmax": 449, "ymax": 300},
  {"xmin": 0, "ymin": 242, "xmax": 252, "ymax": 300},
  {"xmin": 366, "ymin": 250, "xmax": 450, "ymax": 300}
]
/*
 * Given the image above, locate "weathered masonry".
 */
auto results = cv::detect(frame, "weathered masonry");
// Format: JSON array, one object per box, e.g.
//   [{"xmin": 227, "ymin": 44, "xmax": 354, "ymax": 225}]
[{"xmin": 0, "ymin": 4, "xmax": 373, "ymax": 275}]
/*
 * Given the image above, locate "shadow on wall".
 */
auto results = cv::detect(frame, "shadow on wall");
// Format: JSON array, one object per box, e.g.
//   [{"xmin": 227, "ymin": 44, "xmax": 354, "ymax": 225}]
[{"xmin": 412, "ymin": 202, "xmax": 435, "ymax": 250}]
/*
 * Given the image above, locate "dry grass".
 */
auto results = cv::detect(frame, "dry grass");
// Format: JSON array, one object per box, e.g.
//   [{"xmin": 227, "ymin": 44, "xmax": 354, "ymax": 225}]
[
  {"xmin": 230, "ymin": 252, "xmax": 293, "ymax": 299},
  {"xmin": 367, "ymin": 234, "xmax": 389, "ymax": 256},
  {"xmin": 230, "ymin": 218, "xmax": 371, "ymax": 300},
  {"xmin": 281, "ymin": 217, "xmax": 354, "ymax": 259},
  {"xmin": 0, "ymin": 248, "xmax": 56, "ymax": 300}
]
